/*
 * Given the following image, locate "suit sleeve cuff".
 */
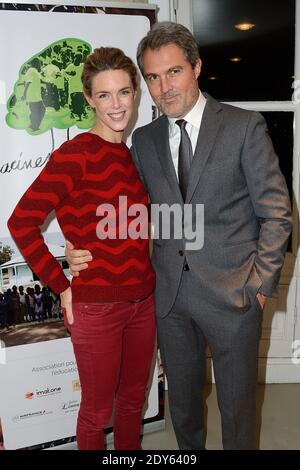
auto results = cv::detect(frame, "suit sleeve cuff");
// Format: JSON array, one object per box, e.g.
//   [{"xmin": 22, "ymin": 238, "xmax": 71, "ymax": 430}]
[{"xmin": 258, "ymin": 286, "xmax": 278, "ymax": 298}]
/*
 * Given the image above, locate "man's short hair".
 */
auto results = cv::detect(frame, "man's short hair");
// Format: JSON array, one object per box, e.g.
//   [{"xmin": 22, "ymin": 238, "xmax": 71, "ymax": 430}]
[{"xmin": 137, "ymin": 21, "xmax": 200, "ymax": 75}]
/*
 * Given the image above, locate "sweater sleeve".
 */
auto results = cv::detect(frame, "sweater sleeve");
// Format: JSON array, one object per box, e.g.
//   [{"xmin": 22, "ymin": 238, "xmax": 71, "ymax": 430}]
[{"xmin": 7, "ymin": 139, "xmax": 85, "ymax": 294}]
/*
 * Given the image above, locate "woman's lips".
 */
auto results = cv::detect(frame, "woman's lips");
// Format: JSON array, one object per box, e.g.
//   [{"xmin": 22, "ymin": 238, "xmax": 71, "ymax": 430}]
[{"xmin": 108, "ymin": 111, "xmax": 126, "ymax": 121}]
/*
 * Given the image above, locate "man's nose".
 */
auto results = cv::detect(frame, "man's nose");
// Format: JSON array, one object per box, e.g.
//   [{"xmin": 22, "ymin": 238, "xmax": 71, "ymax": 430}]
[{"xmin": 160, "ymin": 75, "xmax": 171, "ymax": 94}]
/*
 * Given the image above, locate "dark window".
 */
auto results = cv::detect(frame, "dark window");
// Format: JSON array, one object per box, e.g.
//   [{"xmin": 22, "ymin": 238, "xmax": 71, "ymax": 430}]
[
  {"xmin": 193, "ymin": 0, "xmax": 295, "ymax": 101},
  {"xmin": 261, "ymin": 111, "xmax": 293, "ymax": 251},
  {"xmin": 261, "ymin": 111, "xmax": 293, "ymax": 201}
]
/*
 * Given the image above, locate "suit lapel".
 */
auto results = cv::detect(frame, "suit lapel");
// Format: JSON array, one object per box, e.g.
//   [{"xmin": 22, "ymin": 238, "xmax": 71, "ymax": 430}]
[
  {"xmin": 186, "ymin": 95, "xmax": 223, "ymax": 203},
  {"xmin": 154, "ymin": 116, "xmax": 183, "ymax": 203}
]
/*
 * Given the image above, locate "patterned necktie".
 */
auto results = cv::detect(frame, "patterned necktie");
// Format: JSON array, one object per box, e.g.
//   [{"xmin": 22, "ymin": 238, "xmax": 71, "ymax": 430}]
[{"xmin": 176, "ymin": 119, "xmax": 193, "ymax": 200}]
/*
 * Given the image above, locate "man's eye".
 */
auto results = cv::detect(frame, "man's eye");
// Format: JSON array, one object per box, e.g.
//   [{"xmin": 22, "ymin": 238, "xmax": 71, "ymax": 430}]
[
  {"xmin": 147, "ymin": 75, "xmax": 158, "ymax": 82},
  {"xmin": 169, "ymin": 68, "xmax": 181, "ymax": 76}
]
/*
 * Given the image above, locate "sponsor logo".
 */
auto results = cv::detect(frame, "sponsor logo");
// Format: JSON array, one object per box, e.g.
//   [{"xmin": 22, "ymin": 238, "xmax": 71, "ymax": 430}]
[
  {"xmin": 24, "ymin": 386, "xmax": 62, "ymax": 399},
  {"xmin": 36, "ymin": 386, "xmax": 62, "ymax": 397},
  {"xmin": 61, "ymin": 400, "xmax": 80, "ymax": 413},
  {"xmin": 12, "ymin": 410, "xmax": 53, "ymax": 422},
  {"xmin": 72, "ymin": 379, "xmax": 81, "ymax": 392}
]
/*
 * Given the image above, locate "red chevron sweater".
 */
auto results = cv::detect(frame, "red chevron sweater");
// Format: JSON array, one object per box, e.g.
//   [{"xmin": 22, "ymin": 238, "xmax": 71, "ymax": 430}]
[{"xmin": 8, "ymin": 132, "xmax": 155, "ymax": 303}]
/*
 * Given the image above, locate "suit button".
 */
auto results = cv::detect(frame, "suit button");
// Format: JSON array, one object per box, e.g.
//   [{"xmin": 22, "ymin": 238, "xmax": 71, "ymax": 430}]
[
  {"xmin": 179, "ymin": 250, "xmax": 184, "ymax": 256},
  {"xmin": 183, "ymin": 264, "xmax": 190, "ymax": 271}
]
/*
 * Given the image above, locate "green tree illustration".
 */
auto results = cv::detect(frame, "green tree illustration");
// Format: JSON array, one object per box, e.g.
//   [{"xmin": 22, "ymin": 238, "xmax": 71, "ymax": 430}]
[{"xmin": 6, "ymin": 38, "xmax": 96, "ymax": 136}]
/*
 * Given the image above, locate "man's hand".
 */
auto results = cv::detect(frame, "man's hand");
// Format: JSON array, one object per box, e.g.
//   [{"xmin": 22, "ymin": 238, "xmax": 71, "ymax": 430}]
[
  {"xmin": 256, "ymin": 292, "xmax": 266, "ymax": 310},
  {"xmin": 60, "ymin": 286, "xmax": 73, "ymax": 325},
  {"xmin": 65, "ymin": 240, "xmax": 93, "ymax": 277}
]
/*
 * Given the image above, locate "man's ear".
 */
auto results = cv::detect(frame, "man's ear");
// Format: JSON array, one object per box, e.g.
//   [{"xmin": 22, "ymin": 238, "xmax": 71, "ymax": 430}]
[{"xmin": 194, "ymin": 59, "xmax": 202, "ymax": 80}]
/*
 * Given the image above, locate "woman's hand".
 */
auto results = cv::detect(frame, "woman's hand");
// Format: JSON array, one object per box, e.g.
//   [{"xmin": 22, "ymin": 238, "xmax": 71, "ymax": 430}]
[
  {"xmin": 65, "ymin": 240, "xmax": 92, "ymax": 277},
  {"xmin": 60, "ymin": 286, "xmax": 73, "ymax": 325}
]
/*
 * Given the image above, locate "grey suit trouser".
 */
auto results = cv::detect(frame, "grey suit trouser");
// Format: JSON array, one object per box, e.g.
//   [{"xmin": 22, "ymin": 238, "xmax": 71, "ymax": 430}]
[{"xmin": 157, "ymin": 269, "xmax": 263, "ymax": 450}]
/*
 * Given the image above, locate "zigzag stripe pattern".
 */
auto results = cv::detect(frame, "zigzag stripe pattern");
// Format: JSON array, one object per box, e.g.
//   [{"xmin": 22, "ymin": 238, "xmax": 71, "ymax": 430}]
[
  {"xmin": 86, "ymin": 257, "xmax": 150, "ymax": 273},
  {"xmin": 85, "ymin": 240, "xmax": 149, "ymax": 255},
  {"xmin": 56, "ymin": 198, "xmax": 147, "ymax": 218},
  {"xmin": 70, "ymin": 180, "xmax": 143, "ymax": 199},
  {"xmin": 56, "ymin": 204, "xmax": 98, "ymax": 218},
  {"xmin": 73, "ymin": 267, "xmax": 152, "ymax": 284},
  {"xmin": 73, "ymin": 275, "xmax": 149, "ymax": 287},
  {"xmin": 85, "ymin": 157, "xmax": 133, "ymax": 173},
  {"xmin": 84, "ymin": 163, "xmax": 135, "ymax": 181},
  {"xmin": 8, "ymin": 132, "xmax": 155, "ymax": 302}
]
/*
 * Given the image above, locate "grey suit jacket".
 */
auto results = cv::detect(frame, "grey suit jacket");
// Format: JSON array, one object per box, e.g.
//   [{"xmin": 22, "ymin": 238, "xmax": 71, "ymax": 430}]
[{"xmin": 131, "ymin": 94, "xmax": 292, "ymax": 318}]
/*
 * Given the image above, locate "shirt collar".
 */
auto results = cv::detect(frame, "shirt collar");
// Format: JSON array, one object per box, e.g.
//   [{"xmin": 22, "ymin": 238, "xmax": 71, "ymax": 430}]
[{"xmin": 168, "ymin": 90, "xmax": 206, "ymax": 133}]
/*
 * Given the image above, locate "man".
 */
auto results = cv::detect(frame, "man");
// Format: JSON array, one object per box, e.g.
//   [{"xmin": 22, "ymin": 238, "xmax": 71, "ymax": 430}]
[{"xmin": 66, "ymin": 22, "xmax": 292, "ymax": 449}]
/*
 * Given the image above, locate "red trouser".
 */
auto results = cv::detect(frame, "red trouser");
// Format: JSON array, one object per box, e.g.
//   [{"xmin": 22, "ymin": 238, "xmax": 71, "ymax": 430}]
[{"xmin": 68, "ymin": 295, "xmax": 156, "ymax": 450}]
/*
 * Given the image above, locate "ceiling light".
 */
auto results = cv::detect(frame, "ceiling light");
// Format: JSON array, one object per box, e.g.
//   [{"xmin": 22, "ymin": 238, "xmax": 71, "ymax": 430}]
[
  {"xmin": 230, "ymin": 57, "xmax": 242, "ymax": 62},
  {"xmin": 234, "ymin": 23, "xmax": 255, "ymax": 31},
  {"xmin": 208, "ymin": 76, "xmax": 218, "ymax": 80}
]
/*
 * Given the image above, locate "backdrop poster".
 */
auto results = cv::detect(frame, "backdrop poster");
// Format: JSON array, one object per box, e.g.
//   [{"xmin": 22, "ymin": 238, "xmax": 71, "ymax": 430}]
[
  {"xmin": 0, "ymin": 338, "xmax": 159, "ymax": 450},
  {"xmin": 0, "ymin": 3, "xmax": 159, "ymax": 450}
]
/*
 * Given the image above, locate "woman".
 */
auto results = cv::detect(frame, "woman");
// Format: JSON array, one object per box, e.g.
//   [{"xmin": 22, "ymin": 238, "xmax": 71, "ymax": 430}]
[{"xmin": 8, "ymin": 47, "xmax": 156, "ymax": 450}]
